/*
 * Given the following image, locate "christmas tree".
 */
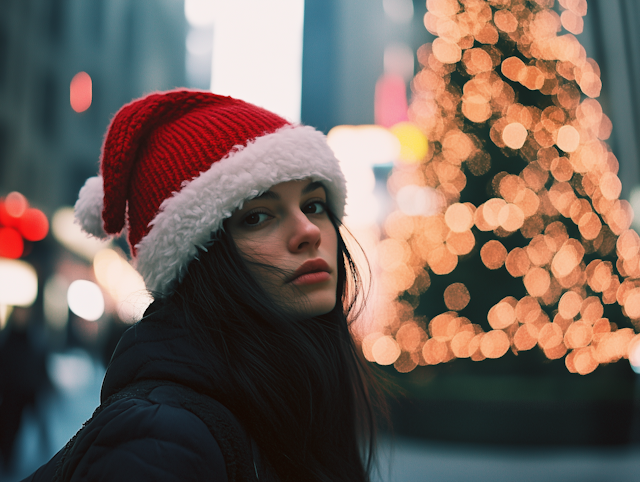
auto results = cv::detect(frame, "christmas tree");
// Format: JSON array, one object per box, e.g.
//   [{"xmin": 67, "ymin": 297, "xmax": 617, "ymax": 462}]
[{"xmin": 364, "ymin": 0, "xmax": 640, "ymax": 375}]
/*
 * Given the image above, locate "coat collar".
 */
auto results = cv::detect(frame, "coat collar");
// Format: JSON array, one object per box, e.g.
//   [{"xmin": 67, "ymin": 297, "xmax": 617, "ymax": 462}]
[{"xmin": 101, "ymin": 301, "xmax": 215, "ymax": 403}]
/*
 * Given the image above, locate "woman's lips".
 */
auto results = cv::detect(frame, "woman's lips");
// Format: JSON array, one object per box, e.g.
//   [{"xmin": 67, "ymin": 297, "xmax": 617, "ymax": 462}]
[
  {"xmin": 291, "ymin": 271, "xmax": 331, "ymax": 286},
  {"xmin": 288, "ymin": 258, "xmax": 331, "ymax": 284}
]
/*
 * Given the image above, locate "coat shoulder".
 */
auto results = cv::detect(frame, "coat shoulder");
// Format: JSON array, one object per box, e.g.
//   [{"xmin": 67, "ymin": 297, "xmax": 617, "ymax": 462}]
[{"xmin": 27, "ymin": 391, "xmax": 228, "ymax": 482}]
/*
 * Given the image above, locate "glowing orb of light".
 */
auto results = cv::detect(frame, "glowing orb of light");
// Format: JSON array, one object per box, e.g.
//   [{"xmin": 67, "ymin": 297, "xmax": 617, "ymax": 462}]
[
  {"xmin": 93, "ymin": 248, "xmax": 152, "ymax": 323},
  {"xmin": 0, "ymin": 258, "xmax": 37, "ymax": 307},
  {"xmin": 19, "ymin": 208, "xmax": 49, "ymax": 241},
  {"xmin": 445, "ymin": 203, "xmax": 473, "ymax": 233},
  {"xmin": 67, "ymin": 280, "xmax": 104, "ymax": 322},
  {"xmin": 556, "ymin": 125, "xmax": 580, "ymax": 153},
  {"xmin": 52, "ymin": 207, "xmax": 111, "ymax": 261},
  {"xmin": 327, "ymin": 124, "xmax": 400, "ymax": 166},
  {"xmin": 70, "ymin": 72, "xmax": 92, "ymax": 113},
  {"xmin": 396, "ymin": 185, "xmax": 442, "ymax": 217},
  {"xmin": 502, "ymin": 122, "xmax": 528, "ymax": 149},
  {"xmin": 371, "ymin": 335, "xmax": 401, "ymax": 365},
  {"xmin": 47, "ymin": 349, "xmax": 95, "ymax": 392},
  {"xmin": 0, "ymin": 227, "xmax": 24, "ymax": 258},
  {"xmin": 5, "ymin": 192, "xmax": 28, "ymax": 217},
  {"xmin": 432, "ymin": 38, "xmax": 462, "ymax": 64},
  {"xmin": 390, "ymin": 122, "xmax": 428, "ymax": 163}
]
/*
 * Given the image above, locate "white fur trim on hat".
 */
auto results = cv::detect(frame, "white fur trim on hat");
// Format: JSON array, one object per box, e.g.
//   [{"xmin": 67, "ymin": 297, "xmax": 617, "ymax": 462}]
[
  {"xmin": 135, "ymin": 124, "xmax": 347, "ymax": 295},
  {"xmin": 74, "ymin": 176, "xmax": 109, "ymax": 239}
]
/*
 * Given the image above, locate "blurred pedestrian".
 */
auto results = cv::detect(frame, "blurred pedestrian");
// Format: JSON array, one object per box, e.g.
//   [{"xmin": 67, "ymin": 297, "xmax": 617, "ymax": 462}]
[
  {"xmin": 0, "ymin": 307, "xmax": 52, "ymax": 474},
  {"xmin": 23, "ymin": 90, "xmax": 383, "ymax": 482}
]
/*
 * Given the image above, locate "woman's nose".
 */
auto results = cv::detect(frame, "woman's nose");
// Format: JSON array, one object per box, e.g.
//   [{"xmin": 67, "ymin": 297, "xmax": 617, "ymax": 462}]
[{"xmin": 288, "ymin": 211, "xmax": 321, "ymax": 252}]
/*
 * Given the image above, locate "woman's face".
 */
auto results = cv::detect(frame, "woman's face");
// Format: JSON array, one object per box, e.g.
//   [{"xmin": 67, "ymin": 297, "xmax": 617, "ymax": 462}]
[{"xmin": 226, "ymin": 179, "xmax": 339, "ymax": 319}]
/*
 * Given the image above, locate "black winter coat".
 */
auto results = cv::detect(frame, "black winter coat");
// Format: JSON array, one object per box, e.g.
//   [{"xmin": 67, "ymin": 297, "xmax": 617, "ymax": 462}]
[{"xmin": 22, "ymin": 302, "xmax": 266, "ymax": 482}]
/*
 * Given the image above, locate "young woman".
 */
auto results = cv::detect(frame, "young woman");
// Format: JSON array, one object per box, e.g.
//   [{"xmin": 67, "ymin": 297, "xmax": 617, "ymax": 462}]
[{"xmin": 23, "ymin": 90, "xmax": 382, "ymax": 482}]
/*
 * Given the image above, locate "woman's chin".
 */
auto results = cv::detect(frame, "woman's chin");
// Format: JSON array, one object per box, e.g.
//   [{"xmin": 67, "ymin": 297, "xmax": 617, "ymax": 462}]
[{"xmin": 287, "ymin": 293, "xmax": 337, "ymax": 320}]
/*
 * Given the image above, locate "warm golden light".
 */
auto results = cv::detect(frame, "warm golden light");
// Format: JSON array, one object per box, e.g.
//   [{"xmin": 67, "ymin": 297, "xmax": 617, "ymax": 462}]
[
  {"xmin": 451, "ymin": 330, "xmax": 475, "ymax": 358},
  {"xmin": 600, "ymin": 172, "xmax": 622, "ymax": 201},
  {"xmin": 444, "ymin": 282, "xmax": 470, "ymax": 311},
  {"xmin": 538, "ymin": 323, "xmax": 563, "ymax": 350},
  {"xmin": 396, "ymin": 321, "xmax": 424, "ymax": 352},
  {"xmin": 372, "ymin": 335, "xmax": 401, "ymax": 365},
  {"xmin": 494, "ymin": 9, "xmax": 518, "ymax": 33},
  {"xmin": 502, "ymin": 122, "xmax": 528, "ymax": 149},
  {"xmin": 558, "ymin": 290, "xmax": 582, "ymax": 319},
  {"xmin": 505, "ymin": 248, "xmax": 531, "ymax": 277},
  {"xmin": 371, "ymin": 0, "xmax": 635, "ymax": 374},
  {"xmin": 514, "ymin": 323, "xmax": 539, "ymax": 351},
  {"xmin": 445, "ymin": 203, "xmax": 474, "ymax": 232},
  {"xmin": 556, "ymin": 125, "xmax": 580, "ymax": 152},
  {"xmin": 446, "ymin": 230, "xmax": 475, "ymax": 255},
  {"xmin": 432, "ymin": 38, "xmax": 462, "ymax": 63},
  {"xmin": 487, "ymin": 298, "xmax": 516, "ymax": 330},
  {"xmin": 422, "ymin": 337, "xmax": 449, "ymax": 365},
  {"xmin": 480, "ymin": 240, "xmax": 507, "ymax": 270},
  {"xmin": 391, "ymin": 122, "xmax": 429, "ymax": 163},
  {"xmin": 93, "ymin": 248, "xmax": 151, "ymax": 323},
  {"xmin": 516, "ymin": 296, "xmax": 543, "ymax": 324},
  {"xmin": 523, "ymin": 267, "xmax": 551, "ymax": 297},
  {"xmin": 480, "ymin": 330, "xmax": 510, "ymax": 358},
  {"xmin": 0, "ymin": 259, "xmax": 38, "ymax": 307},
  {"xmin": 498, "ymin": 204, "xmax": 525, "ymax": 231}
]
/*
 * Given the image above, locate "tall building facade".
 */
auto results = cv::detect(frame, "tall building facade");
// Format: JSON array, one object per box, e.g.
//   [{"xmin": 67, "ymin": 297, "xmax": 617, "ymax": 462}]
[{"xmin": 0, "ymin": 0, "xmax": 186, "ymax": 214}]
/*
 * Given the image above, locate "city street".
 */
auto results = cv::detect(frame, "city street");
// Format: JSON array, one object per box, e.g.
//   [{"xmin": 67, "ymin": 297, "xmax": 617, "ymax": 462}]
[{"xmin": 4, "ymin": 350, "xmax": 640, "ymax": 482}]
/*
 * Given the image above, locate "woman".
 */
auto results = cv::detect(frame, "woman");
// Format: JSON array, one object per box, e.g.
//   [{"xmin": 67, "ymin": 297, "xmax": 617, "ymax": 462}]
[{"xmin": 24, "ymin": 90, "xmax": 381, "ymax": 482}]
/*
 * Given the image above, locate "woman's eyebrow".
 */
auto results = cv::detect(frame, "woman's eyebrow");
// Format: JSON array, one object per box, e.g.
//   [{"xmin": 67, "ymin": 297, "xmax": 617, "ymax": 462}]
[
  {"xmin": 302, "ymin": 181, "xmax": 326, "ymax": 194},
  {"xmin": 252, "ymin": 181, "xmax": 326, "ymax": 201},
  {"xmin": 253, "ymin": 190, "xmax": 279, "ymax": 201}
]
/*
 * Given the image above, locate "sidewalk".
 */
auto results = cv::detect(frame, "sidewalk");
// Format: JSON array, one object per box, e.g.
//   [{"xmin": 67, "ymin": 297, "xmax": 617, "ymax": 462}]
[
  {"xmin": 4, "ymin": 349, "xmax": 640, "ymax": 482},
  {"xmin": 373, "ymin": 438, "xmax": 640, "ymax": 482}
]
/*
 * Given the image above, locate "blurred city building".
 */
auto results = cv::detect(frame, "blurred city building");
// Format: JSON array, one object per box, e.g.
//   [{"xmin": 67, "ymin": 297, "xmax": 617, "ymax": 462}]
[
  {"xmin": 302, "ymin": 0, "xmax": 426, "ymax": 132},
  {"xmin": 0, "ymin": 0, "xmax": 186, "ymax": 212},
  {"xmin": 0, "ymin": 2, "xmax": 185, "ymax": 476}
]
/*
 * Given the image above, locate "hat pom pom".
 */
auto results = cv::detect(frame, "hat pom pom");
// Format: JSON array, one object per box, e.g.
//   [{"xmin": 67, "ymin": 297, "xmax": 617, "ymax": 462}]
[{"xmin": 74, "ymin": 176, "xmax": 109, "ymax": 239}]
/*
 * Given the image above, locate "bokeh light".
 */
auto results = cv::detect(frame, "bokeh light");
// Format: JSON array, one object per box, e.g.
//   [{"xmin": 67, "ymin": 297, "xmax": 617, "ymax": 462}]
[
  {"xmin": 0, "ymin": 227, "xmax": 24, "ymax": 258},
  {"xmin": 390, "ymin": 122, "xmax": 429, "ymax": 163},
  {"xmin": 67, "ymin": 280, "xmax": 105, "ymax": 322},
  {"xmin": 93, "ymin": 248, "xmax": 152, "ymax": 323},
  {"xmin": 19, "ymin": 208, "xmax": 49, "ymax": 241},
  {"xmin": 444, "ymin": 282, "xmax": 470, "ymax": 311},
  {"xmin": 0, "ymin": 192, "xmax": 49, "ymax": 258},
  {"xmin": 364, "ymin": 0, "xmax": 639, "ymax": 375},
  {"xmin": 70, "ymin": 72, "xmax": 92, "ymax": 113},
  {"xmin": 52, "ymin": 207, "xmax": 111, "ymax": 261},
  {"xmin": 0, "ymin": 258, "xmax": 38, "ymax": 307}
]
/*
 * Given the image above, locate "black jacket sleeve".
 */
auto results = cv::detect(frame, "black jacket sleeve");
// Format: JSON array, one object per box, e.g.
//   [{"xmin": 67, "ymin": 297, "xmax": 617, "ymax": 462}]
[{"xmin": 61, "ymin": 397, "xmax": 228, "ymax": 482}]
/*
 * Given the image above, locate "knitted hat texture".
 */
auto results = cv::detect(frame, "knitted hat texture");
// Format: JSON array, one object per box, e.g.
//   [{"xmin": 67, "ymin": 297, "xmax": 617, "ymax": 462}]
[{"xmin": 75, "ymin": 89, "xmax": 346, "ymax": 295}]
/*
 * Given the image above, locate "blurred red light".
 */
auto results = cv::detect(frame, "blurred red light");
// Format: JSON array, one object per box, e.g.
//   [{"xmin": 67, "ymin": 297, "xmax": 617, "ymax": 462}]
[
  {"xmin": 5, "ymin": 191, "xmax": 28, "ymax": 218},
  {"xmin": 70, "ymin": 71, "xmax": 92, "ymax": 113},
  {"xmin": 19, "ymin": 208, "xmax": 49, "ymax": 241},
  {"xmin": 0, "ymin": 227, "xmax": 24, "ymax": 258},
  {"xmin": 375, "ymin": 73, "xmax": 409, "ymax": 128},
  {"xmin": 0, "ymin": 201, "xmax": 14, "ymax": 227}
]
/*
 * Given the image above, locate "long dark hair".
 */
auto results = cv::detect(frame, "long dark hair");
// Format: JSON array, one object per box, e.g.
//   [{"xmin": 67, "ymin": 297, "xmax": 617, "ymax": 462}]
[{"xmin": 167, "ymin": 212, "xmax": 382, "ymax": 482}]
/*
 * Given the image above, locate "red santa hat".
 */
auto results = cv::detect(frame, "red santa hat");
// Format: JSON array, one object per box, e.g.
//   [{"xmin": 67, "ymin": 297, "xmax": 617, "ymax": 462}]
[{"xmin": 74, "ymin": 89, "xmax": 346, "ymax": 295}]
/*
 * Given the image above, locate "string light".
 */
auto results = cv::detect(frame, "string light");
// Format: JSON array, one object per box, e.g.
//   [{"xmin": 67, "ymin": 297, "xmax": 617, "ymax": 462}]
[{"xmin": 369, "ymin": 0, "xmax": 640, "ymax": 374}]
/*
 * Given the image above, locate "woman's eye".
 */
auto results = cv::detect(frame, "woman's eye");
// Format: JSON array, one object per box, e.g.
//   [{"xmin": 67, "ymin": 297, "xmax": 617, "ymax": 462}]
[
  {"xmin": 244, "ymin": 212, "xmax": 271, "ymax": 226},
  {"xmin": 303, "ymin": 201, "xmax": 326, "ymax": 215}
]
